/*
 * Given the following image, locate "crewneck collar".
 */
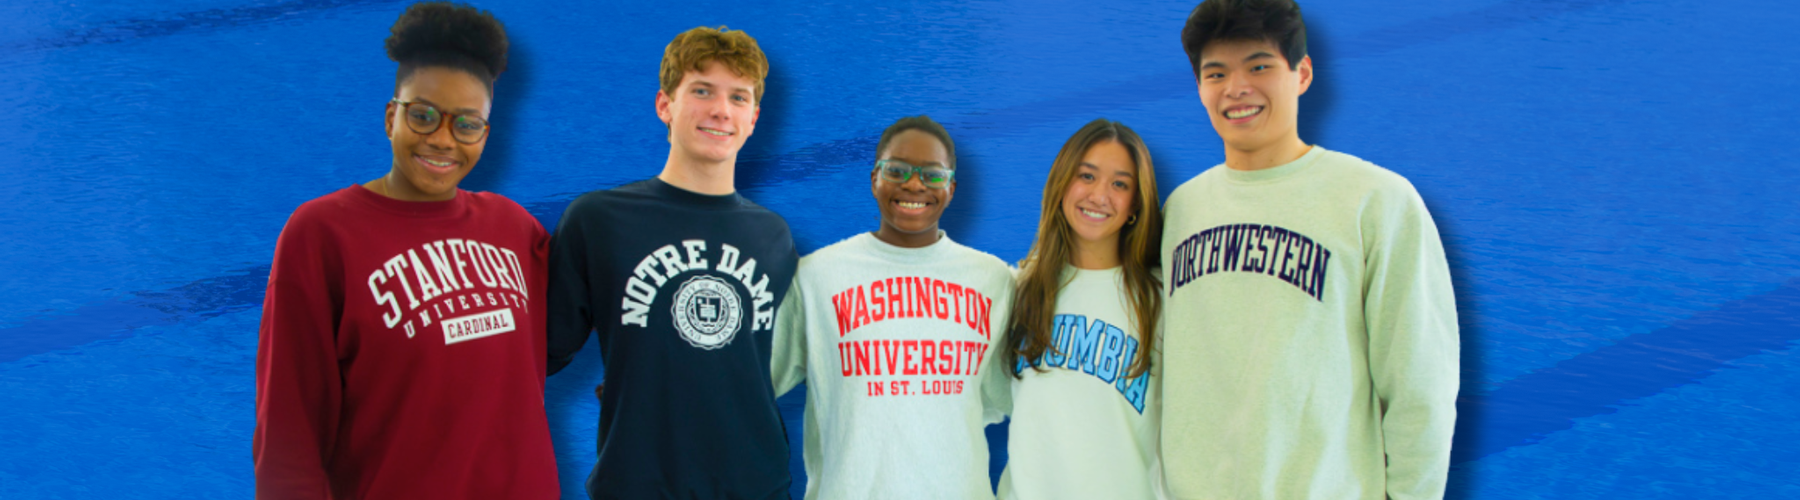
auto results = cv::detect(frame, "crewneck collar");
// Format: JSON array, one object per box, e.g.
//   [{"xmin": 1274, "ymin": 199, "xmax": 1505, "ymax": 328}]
[
  {"xmin": 647, "ymin": 177, "xmax": 742, "ymax": 209},
  {"xmin": 348, "ymin": 184, "xmax": 467, "ymax": 218},
  {"xmin": 856, "ymin": 230, "xmax": 957, "ymax": 264},
  {"xmin": 1224, "ymin": 145, "xmax": 1327, "ymax": 184}
]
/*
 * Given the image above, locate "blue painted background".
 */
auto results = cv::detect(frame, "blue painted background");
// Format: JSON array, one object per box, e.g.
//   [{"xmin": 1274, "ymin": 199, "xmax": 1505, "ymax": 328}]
[{"xmin": 2, "ymin": 0, "xmax": 1796, "ymax": 498}]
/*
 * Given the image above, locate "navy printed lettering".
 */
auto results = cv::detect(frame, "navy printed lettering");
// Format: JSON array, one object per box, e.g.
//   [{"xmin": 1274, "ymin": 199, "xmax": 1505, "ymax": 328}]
[{"xmin": 1169, "ymin": 223, "xmax": 1334, "ymax": 302}]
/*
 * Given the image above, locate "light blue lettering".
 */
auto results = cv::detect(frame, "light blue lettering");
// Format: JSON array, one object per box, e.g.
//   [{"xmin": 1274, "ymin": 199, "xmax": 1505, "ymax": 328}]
[
  {"xmin": 1068, "ymin": 316, "xmax": 1106, "ymax": 375},
  {"xmin": 1045, "ymin": 315, "xmax": 1072, "ymax": 368},
  {"xmin": 1095, "ymin": 324, "xmax": 1124, "ymax": 383}
]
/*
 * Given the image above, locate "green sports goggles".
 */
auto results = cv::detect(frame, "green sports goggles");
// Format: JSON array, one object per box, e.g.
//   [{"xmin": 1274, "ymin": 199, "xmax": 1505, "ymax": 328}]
[{"xmin": 873, "ymin": 159, "xmax": 955, "ymax": 189}]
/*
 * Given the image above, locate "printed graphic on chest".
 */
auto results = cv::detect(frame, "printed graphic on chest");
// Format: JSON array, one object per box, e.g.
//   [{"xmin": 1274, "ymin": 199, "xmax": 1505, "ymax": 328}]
[
  {"xmin": 827, "ymin": 276, "xmax": 996, "ymax": 398},
  {"xmin": 619, "ymin": 239, "xmax": 775, "ymax": 350},
  {"xmin": 366, "ymin": 238, "xmax": 531, "ymax": 345},
  {"xmin": 1170, "ymin": 223, "xmax": 1333, "ymax": 301},
  {"xmin": 1018, "ymin": 314, "xmax": 1150, "ymax": 413}
]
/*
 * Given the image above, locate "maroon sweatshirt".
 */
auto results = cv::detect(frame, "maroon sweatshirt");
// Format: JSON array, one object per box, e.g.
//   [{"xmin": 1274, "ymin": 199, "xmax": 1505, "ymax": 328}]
[{"xmin": 255, "ymin": 186, "xmax": 558, "ymax": 500}]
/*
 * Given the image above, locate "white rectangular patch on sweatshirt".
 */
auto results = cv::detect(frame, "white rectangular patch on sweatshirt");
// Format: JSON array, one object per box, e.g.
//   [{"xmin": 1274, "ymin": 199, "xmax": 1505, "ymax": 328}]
[{"xmin": 442, "ymin": 308, "xmax": 515, "ymax": 345}]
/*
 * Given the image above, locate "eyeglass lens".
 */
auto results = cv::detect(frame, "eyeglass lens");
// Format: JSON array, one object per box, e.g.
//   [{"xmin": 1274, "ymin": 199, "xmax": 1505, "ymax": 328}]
[{"xmin": 402, "ymin": 103, "xmax": 488, "ymax": 144}]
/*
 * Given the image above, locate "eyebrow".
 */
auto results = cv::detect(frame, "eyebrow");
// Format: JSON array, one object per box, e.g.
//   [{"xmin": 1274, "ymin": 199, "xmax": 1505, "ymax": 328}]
[
  {"xmin": 1200, "ymin": 51, "xmax": 1279, "ymax": 69},
  {"xmin": 887, "ymin": 157, "xmax": 949, "ymax": 168},
  {"xmin": 1078, "ymin": 162, "xmax": 1135, "ymax": 177},
  {"xmin": 410, "ymin": 97, "xmax": 482, "ymax": 117},
  {"xmin": 690, "ymin": 79, "xmax": 756, "ymax": 96}
]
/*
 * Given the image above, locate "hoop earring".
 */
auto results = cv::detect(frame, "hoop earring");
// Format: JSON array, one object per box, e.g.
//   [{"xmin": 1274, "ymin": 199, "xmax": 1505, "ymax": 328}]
[{"xmin": 1126, "ymin": 214, "xmax": 1138, "ymax": 225}]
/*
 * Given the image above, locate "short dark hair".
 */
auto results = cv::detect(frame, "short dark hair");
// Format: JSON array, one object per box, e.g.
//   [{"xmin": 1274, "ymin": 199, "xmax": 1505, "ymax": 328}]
[
  {"xmin": 876, "ymin": 115, "xmax": 957, "ymax": 169},
  {"xmin": 1181, "ymin": 0, "xmax": 1307, "ymax": 77},
  {"xmin": 386, "ymin": 2, "xmax": 509, "ymax": 94},
  {"xmin": 661, "ymin": 26, "xmax": 769, "ymax": 105}
]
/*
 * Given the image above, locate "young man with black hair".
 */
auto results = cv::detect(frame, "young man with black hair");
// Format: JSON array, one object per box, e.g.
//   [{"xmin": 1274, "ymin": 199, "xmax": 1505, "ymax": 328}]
[
  {"xmin": 545, "ymin": 26, "xmax": 796, "ymax": 500},
  {"xmin": 1159, "ymin": 1, "xmax": 1460, "ymax": 498}
]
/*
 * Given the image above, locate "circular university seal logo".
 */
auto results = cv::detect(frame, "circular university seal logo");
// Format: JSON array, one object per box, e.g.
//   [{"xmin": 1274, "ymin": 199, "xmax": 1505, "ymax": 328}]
[{"xmin": 671, "ymin": 275, "xmax": 743, "ymax": 350}]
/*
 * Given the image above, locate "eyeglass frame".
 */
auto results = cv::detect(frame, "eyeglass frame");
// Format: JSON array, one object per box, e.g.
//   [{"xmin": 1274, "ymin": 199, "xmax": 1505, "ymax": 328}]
[
  {"xmin": 389, "ymin": 98, "xmax": 492, "ymax": 144},
  {"xmin": 872, "ymin": 159, "xmax": 956, "ymax": 189}
]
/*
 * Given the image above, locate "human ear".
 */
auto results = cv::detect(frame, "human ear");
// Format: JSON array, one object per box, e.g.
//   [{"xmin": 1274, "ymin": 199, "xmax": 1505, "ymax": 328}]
[
  {"xmin": 1296, "ymin": 55, "xmax": 1314, "ymax": 96},
  {"xmin": 385, "ymin": 101, "xmax": 398, "ymax": 142},
  {"xmin": 655, "ymin": 89, "xmax": 674, "ymax": 133}
]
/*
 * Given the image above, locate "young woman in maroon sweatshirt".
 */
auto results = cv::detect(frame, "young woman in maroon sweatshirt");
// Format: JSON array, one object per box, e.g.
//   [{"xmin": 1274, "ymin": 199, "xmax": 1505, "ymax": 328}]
[{"xmin": 253, "ymin": 3, "xmax": 557, "ymax": 499}]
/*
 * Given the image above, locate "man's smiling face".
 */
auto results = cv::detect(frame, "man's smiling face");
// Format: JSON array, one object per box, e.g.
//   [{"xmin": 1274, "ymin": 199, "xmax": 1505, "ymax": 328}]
[
  {"xmin": 657, "ymin": 59, "xmax": 759, "ymax": 166},
  {"xmin": 1197, "ymin": 38, "xmax": 1312, "ymax": 156},
  {"xmin": 871, "ymin": 129, "xmax": 955, "ymax": 247}
]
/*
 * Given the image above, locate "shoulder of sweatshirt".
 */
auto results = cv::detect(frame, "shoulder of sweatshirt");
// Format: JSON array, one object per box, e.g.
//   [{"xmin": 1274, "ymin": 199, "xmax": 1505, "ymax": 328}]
[
  {"xmin": 462, "ymin": 190, "xmax": 547, "ymax": 232},
  {"xmin": 944, "ymin": 238, "xmax": 1015, "ymax": 289},
  {"xmin": 1165, "ymin": 163, "xmax": 1226, "ymax": 205},
  {"xmin": 554, "ymin": 181, "xmax": 661, "ymax": 231},
  {"xmin": 1314, "ymin": 148, "xmax": 1427, "ymax": 204},
  {"xmin": 282, "ymin": 187, "xmax": 362, "ymax": 234}
]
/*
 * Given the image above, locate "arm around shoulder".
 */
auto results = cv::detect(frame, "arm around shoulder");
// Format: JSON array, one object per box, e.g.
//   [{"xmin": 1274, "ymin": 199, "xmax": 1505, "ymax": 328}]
[
  {"xmin": 770, "ymin": 278, "xmax": 808, "ymax": 397},
  {"xmin": 545, "ymin": 195, "xmax": 599, "ymax": 376},
  {"xmin": 980, "ymin": 265, "xmax": 1017, "ymax": 423}
]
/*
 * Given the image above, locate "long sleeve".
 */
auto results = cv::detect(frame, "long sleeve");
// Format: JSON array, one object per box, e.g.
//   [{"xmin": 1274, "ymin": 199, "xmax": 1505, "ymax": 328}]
[
  {"xmin": 545, "ymin": 200, "xmax": 595, "ymax": 376},
  {"xmin": 979, "ymin": 285, "xmax": 1014, "ymax": 424},
  {"xmin": 254, "ymin": 210, "xmax": 343, "ymax": 500},
  {"xmin": 527, "ymin": 219, "xmax": 553, "ymax": 381},
  {"xmin": 1362, "ymin": 185, "xmax": 1460, "ymax": 500},
  {"xmin": 770, "ymin": 281, "xmax": 807, "ymax": 397}
]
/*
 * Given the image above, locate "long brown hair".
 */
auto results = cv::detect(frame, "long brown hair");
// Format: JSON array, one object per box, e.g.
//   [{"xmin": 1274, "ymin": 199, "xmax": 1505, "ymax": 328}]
[{"xmin": 1005, "ymin": 118, "xmax": 1163, "ymax": 379}]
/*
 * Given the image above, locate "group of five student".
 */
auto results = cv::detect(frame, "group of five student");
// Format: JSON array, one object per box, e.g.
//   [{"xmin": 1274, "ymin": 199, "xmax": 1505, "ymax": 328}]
[{"xmin": 253, "ymin": 0, "xmax": 1460, "ymax": 499}]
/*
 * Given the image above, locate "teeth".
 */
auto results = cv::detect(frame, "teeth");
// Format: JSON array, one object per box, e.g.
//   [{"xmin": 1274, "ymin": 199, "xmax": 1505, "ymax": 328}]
[
  {"xmin": 1081, "ymin": 209, "xmax": 1108, "ymax": 219},
  {"xmin": 701, "ymin": 128, "xmax": 730, "ymax": 137},
  {"xmin": 423, "ymin": 157, "xmax": 453, "ymax": 168},
  {"xmin": 1226, "ymin": 107, "xmax": 1262, "ymax": 119},
  {"xmin": 898, "ymin": 201, "xmax": 927, "ymax": 209}
]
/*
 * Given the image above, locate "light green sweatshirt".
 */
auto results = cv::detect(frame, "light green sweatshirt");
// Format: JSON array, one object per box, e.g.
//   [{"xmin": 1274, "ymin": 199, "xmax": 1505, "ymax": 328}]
[
  {"xmin": 772, "ymin": 232, "xmax": 1015, "ymax": 500},
  {"xmin": 1158, "ymin": 146, "xmax": 1459, "ymax": 499}
]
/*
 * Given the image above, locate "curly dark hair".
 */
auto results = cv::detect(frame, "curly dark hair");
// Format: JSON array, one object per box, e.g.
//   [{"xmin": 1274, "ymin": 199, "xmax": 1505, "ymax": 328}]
[
  {"xmin": 385, "ymin": 1, "xmax": 508, "ymax": 94},
  {"xmin": 876, "ymin": 115, "xmax": 956, "ymax": 169},
  {"xmin": 1181, "ymin": 0, "xmax": 1307, "ymax": 76}
]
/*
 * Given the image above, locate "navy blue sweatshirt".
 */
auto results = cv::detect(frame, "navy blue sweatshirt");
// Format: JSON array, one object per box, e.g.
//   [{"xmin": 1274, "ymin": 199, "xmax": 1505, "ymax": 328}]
[{"xmin": 547, "ymin": 178, "xmax": 797, "ymax": 500}]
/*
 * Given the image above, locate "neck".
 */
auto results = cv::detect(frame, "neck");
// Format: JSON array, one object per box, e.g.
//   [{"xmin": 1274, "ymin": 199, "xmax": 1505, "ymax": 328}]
[
  {"xmin": 1224, "ymin": 135, "xmax": 1311, "ymax": 171},
  {"xmin": 366, "ymin": 171, "xmax": 453, "ymax": 202},
  {"xmin": 659, "ymin": 152, "xmax": 735, "ymax": 195},
  {"xmin": 873, "ymin": 227, "xmax": 940, "ymax": 249},
  {"xmin": 1070, "ymin": 236, "xmax": 1122, "ymax": 270}
]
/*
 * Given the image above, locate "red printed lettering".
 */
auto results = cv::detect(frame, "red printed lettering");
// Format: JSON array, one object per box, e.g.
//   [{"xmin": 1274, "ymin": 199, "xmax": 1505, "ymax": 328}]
[
  {"xmin": 902, "ymin": 340, "xmax": 919, "ymax": 375},
  {"xmin": 977, "ymin": 295, "xmax": 992, "ymax": 339},
  {"xmin": 832, "ymin": 289, "xmax": 856, "ymax": 336},
  {"xmin": 921, "ymin": 340, "xmax": 936, "ymax": 375},
  {"xmin": 871, "ymin": 281, "xmax": 886, "ymax": 322},
  {"xmin": 910, "ymin": 277, "xmax": 929, "ymax": 318},
  {"xmin": 943, "ymin": 339, "xmax": 957, "ymax": 374},
  {"xmin": 947, "ymin": 283, "xmax": 965, "ymax": 324},
  {"xmin": 929, "ymin": 279, "xmax": 947, "ymax": 320},
  {"xmin": 886, "ymin": 278, "xmax": 903, "ymax": 321},
  {"xmin": 882, "ymin": 340, "xmax": 899, "ymax": 376},
  {"xmin": 853, "ymin": 287, "xmax": 871, "ymax": 330}
]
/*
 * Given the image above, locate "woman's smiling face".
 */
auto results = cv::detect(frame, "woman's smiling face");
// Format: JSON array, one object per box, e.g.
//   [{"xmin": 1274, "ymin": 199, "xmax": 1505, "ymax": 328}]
[{"xmin": 385, "ymin": 66, "xmax": 491, "ymax": 201}]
